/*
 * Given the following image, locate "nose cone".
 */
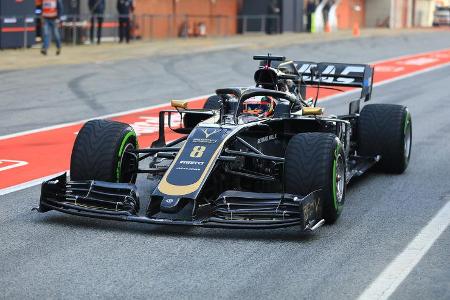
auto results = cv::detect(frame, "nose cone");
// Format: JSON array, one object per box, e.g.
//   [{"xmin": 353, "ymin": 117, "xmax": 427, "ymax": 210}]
[{"xmin": 160, "ymin": 197, "xmax": 189, "ymax": 213}]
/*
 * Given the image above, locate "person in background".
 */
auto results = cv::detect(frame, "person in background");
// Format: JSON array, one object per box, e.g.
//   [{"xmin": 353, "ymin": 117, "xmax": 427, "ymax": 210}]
[
  {"xmin": 89, "ymin": 0, "xmax": 105, "ymax": 44},
  {"xmin": 35, "ymin": 0, "xmax": 43, "ymax": 41},
  {"xmin": 117, "ymin": 0, "xmax": 134, "ymax": 43},
  {"xmin": 41, "ymin": 0, "xmax": 63, "ymax": 55},
  {"xmin": 306, "ymin": 0, "xmax": 317, "ymax": 33},
  {"xmin": 322, "ymin": 0, "xmax": 331, "ymax": 27},
  {"xmin": 266, "ymin": 0, "xmax": 280, "ymax": 34}
]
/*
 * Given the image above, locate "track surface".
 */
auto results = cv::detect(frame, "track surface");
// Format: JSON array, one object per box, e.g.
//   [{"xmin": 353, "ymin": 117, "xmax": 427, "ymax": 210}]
[
  {"xmin": 1, "ymin": 31, "xmax": 450, "ymax": 299},
  {"xmin": 2, "ymin": 48, "xmax": 449, "ymax": 190}
]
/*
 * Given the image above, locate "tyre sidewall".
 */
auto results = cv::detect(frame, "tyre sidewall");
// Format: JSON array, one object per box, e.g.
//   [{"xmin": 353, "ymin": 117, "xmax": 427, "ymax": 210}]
[
  {"xmin": 402, "ymin": 109, "xmax": 412, "ymax": 170},
  {"xmin": 284, "ymin": 133, "xmax": 345, "ymax": 224},
  {"xmin": 70, "ymin": 120, "xmax": 138, "ymax": 183},
  {"xmin": 115, "ymin": 127, "xmax": 138, "ymax": 183},
  {"xmin": 358, "ymin": 104, "xmax": 411, "ymax": 174},
  {"xmin": 327, "ymin": 140, "xmax": 346, "ymax": 222}
]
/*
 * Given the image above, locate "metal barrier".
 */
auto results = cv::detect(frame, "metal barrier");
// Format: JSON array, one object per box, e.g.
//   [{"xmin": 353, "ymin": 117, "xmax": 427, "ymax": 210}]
[
  {"xmin": 0, "ymin": 14, "xmax": 281, "ymax": 49},
  {"xmin": 0, "ymin": 15, "xmax": 35, "ymax": 49},
  {"xmin": 238, "ymin": 15, "xmax": 281, "ymax": 34}
]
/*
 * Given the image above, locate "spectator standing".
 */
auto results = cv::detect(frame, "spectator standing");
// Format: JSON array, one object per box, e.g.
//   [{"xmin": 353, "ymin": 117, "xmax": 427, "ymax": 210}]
[
  {"xmin": 306, "ymin": 0, "xmax": 317, "ymax": 33},
  {"xmin": 35, "ymin": 0, "xmax": 43, "ymax": 40},
  {"xmin": 322, "ymin": 0, "xmax": 331, "ymax": 27},
  {"xmin": 266, "ymin": 0, "xmax": 280, "ymax": 34},
  {"xmin": 89, "ymin": 0, "xmax": 105, "ymax": 44},
  {"xmin": 117, "ymin": 0, "xmax": 134, "ymax": 43},
  {"xmin": 41, "ymin": 0, "xmax": 63, "ymax": 55}
]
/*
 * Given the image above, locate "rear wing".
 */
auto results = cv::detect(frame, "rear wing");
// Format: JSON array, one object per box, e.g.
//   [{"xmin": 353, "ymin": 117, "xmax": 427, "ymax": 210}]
[{"xmin": 294, "ymin": 61, "xmax": 374, "ymax": 101}]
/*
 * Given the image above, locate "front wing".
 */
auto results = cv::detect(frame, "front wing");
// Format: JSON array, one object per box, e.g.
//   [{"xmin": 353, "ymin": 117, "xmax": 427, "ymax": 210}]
[{"xmin": 37, "ymin": 173, "xmax": 324, "ymax": 231}]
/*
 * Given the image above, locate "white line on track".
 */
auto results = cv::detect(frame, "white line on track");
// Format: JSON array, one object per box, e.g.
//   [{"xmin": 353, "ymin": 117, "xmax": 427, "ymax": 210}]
[
  {"xmin": 0, "ymin": 172, "xmax": 67, "ymax": 196},
  {"xmin": 1, "ymin": 57, "xmax": 450, "ymax": 196},
  {"xmin": 1, "ymin": 50, "xmax": 450, "ymax": 298},
  {"xmin": 357, "ymin": 200, "xmax": 450, "ymax": 300},
  {"xmin": 367, "ymin": 47, "xmax": 450, "ymax": 65},
  {"xmin": 318, "ymin": 61, "xmax": 450, "ymax": 103},
  {"xmin": 0, "ymin": 94, "xmax": 212, "ymax": 141},
  {"xmin": 2, "ymin": 48, "xmax": 449, "ymax": 142},
  {"xmin": 0, "ymin": 159, "xmax": 28, "ymax": 172}
]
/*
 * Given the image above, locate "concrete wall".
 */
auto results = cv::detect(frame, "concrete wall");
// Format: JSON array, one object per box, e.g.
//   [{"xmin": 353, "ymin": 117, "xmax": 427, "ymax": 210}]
[
  {"xmin": 365, "ymin": 0, "xmax": 415, "ymax": 28},
  {"xmin": 75, "ymin": 0, "xmax": 238, "ymax": 39},
  {"xmin": 281, "ymin": 0, "xmax": 303, "ymax": 32},
  {"xmin": 134, "ymin": 0, "xmax": 174, "ymax": 38},
  {"xmin": 134, "ymin": 0, "xmax": 239, "ymax": 38},
  {"xmin": 414, "ymin": 0, "xmax": 434, "ymax": 26},
  {"xmin": 365, "ymin": 0, "xmax": 391, "ymax": 27},
  {"xmin": 391, "ymin": 0, "xmax": 413, "ymax": 28}
]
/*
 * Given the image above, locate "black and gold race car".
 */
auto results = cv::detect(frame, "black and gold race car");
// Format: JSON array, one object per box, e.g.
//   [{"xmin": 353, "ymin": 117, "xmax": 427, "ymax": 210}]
[{"xmin": 37, "ymin": 55, "xmax": 412, "ymax": 231}]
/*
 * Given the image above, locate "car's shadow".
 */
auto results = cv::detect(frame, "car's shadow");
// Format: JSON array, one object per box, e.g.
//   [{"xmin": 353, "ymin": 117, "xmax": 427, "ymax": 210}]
[{"xmin": 37, "ymin": 213, "xmax": 318, "ymax": 242}]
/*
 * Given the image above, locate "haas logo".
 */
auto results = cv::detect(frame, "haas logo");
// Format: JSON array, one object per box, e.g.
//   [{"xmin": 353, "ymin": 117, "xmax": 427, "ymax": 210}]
[{"xmin": 200, "ymin": 128, "xmax": 220, "ymax": 139}]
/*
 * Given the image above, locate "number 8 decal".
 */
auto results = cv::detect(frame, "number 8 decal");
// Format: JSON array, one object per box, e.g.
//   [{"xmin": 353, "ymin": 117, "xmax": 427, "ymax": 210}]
[{"xmin": 190, "ymin": 146, "xmax": 206, "ymax": 158}]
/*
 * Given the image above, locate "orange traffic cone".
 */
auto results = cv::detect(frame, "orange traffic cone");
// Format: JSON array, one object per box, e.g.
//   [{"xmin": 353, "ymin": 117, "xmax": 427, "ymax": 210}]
[
  {"xmin": 352, "ymin": 22, "xmax": 360, "ymax": 37},
  {"xmin": 325, "ymin": 21, "xmax": 331, "ymax": 33}
]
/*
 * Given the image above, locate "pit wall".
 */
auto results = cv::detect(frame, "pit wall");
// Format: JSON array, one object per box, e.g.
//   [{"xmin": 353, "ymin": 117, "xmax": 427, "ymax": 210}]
[{"xmin": 134, "ymin": 0, "xmax": 239, "ymax": 38}]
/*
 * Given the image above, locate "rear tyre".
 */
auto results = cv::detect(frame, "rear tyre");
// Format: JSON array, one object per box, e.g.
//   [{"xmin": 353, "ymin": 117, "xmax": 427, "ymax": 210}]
[
  {"xmin": 358, "ymin": 104, "xmax": 412, "ymax": 174},
  {"xmin": 70, "ymin": 119, "xmax": 138, "ymax": 183},
  {"xmin": 285, "ymin": 133, "xmax": 346, "ymax": 224}
]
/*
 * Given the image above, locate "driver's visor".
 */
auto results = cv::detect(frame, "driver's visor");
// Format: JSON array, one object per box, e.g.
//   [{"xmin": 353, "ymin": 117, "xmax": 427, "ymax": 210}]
[
  {"xmin": 243, "ymin": 103, "xmax": 263, "ymax": 111},
  {"xmin": 243, "ymin": 100, "xmax": 270, "ymax": 111}
]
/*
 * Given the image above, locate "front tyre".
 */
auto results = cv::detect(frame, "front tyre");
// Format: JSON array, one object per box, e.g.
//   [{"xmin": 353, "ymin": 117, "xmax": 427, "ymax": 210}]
[
  {"xmin": 70, "ymin": 119, "xmax": 138, "ymax": 183},
  {"xmin": 284, "ymin": 133, "xmax": 346, "ymax": 224}
]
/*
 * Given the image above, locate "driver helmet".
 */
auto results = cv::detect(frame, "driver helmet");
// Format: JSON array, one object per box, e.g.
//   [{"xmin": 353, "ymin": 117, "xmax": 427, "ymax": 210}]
[{"xmin": 242, "ymin": 96, "xmax": 276, "ymax": 118}]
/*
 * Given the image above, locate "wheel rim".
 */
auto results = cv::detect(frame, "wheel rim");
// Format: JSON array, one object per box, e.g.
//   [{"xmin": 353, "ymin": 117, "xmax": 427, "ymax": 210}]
[
  {"xmin": 118, "ymin": 143, "xmax": 136, "ymax": 183},
  {"xmin": 335, "ymin": 153, "xmax": 345, "ymax": 206},
  {"xmin": 404, "ymin": 116, "xmax": 412, "ymax": 162}
]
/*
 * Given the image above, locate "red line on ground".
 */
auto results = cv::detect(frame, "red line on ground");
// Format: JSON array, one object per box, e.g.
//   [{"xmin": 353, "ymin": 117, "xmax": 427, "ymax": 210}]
[
  {"xmin": 101, "ymin": 22, "xmax": 119, "ymax": 28},
  {"xmin": 0, "ymin": 99, "xmax": 204, "ymax": 190},
  {"xmin": 1, "ymin": 27, "xmax": 36, "ymax": 33},
  {"xmin": 1, "ymin": 49, "xmax": 450, "ymax": 191},
  {"xmin": 87, "ymin": 22, "xmax": 118, "ymax": 28}
]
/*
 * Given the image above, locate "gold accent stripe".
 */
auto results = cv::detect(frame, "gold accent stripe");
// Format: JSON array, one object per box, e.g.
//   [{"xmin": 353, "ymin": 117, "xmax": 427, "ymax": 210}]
[
  {"xmin": 303, "ymin": 107, "xmax": 324, "ymax": 115},
  {"xmin": 157, "ymin": 140, "xmax": 226, "ymax": 196}
]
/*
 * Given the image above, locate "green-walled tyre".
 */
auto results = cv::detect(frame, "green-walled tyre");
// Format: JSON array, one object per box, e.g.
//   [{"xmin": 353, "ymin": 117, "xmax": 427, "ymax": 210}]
[
  {"xmin": 70, "ymin": 119, "xmax": 138, "ymax": 183},
  {"xmin": 285, "ymin": 133, "xmax": 346, "ymax": 224}
]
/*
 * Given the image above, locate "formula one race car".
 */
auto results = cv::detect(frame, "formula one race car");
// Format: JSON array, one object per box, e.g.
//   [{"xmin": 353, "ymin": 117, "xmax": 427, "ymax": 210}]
[{"xmin": 37, "ymin": 55, "xmax": 412, "ymax": 231}]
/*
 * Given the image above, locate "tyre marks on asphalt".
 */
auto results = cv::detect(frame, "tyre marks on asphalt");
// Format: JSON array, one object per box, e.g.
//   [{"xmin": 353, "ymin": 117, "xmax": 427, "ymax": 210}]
[
  {"xmin": 162, "ymin": 56, "xmax": 204, "ymax": 92},
  {"xmin": 0, "ymin": 48, "xmax": 450, "ymax": 193},
  {"xmin": 67, "ymin": 73, "xmax": 106, "ymax": 112}
]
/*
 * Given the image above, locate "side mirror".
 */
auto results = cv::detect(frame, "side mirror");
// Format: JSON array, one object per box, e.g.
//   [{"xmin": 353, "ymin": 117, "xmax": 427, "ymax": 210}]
[
  {"xmin": 302, "ymin": 107, "xmax": 324, "ymax": 115},
  {"xmin": 171, "ymin": 100, "xmax": 189, "ymax": 109}
]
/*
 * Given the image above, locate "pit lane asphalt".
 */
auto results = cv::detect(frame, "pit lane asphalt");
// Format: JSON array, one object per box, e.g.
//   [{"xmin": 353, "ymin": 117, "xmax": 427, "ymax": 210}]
[
  {"xmin": 1, "ymin": 32, "xmax": 450, "ymax": 299},
  {"xmin": 1, "ymin": 30, "xmax": 450, "ymax": 135}
]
